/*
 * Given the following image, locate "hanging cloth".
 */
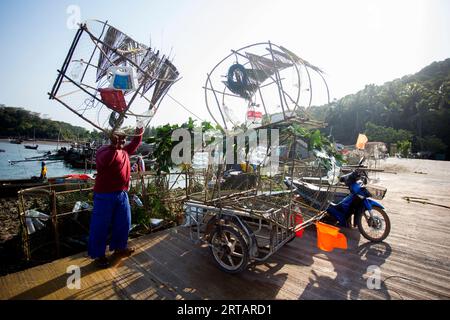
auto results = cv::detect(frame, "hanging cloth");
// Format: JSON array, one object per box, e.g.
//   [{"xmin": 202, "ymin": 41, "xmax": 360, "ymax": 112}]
[
  {"xmin": 356, "ymin": 133, "xmax": 369, "ymax": 150},
  {"xmin": 98, "ymin": 88, "xmax": 127, "ymax": 113}
]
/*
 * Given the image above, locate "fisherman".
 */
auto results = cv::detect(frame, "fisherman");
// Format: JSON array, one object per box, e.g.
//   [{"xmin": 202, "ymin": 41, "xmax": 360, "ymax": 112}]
[
  {"xmin": 131, "ymin": 154, "xmax": 146, "ymax": 195},
  {"xmin": 131, "ymin": 154, "xmax": 145, "ymax": 174},
  {"xmin": 39, "ymin": 161, "xmax": 47, "ymax": 180},
  {"xmin": 88, "ymin": 125, "xmax": 143, "ymax": 268}
]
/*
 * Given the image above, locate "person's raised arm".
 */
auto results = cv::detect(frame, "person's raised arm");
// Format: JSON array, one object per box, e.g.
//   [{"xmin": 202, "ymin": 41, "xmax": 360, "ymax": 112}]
[{"xmin": 124, "ymin": 127, "xmax": 143, "ymax": 155}]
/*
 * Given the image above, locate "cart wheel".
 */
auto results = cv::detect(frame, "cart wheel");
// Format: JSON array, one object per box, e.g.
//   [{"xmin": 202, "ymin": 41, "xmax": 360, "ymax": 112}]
[{"xmin": 210, "ymin": 226, "xmax": 249, "ymax": 274}]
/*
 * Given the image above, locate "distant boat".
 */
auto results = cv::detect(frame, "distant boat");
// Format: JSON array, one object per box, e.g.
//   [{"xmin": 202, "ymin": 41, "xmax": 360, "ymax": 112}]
[
  {"xmin": 24, "ymin": 129, "xmax": 38, "ymax": 149},
  {"xmin": 9, "ymin": 138, "xmax": 23, "ymax": 144},
  {"xmin": 0, "ymin": 178, "xmax": 48, "ymax": 197},
  {"xmin": 0, "ymin": 149, "xmax": 5, "ymax": 152},
  {"xmin": 0, "ymin": 175, "xmax": 94, "ymax": 198},
  {"xmin": 69, "ymin": 158, "xmax": 96, "ymax": 169}
]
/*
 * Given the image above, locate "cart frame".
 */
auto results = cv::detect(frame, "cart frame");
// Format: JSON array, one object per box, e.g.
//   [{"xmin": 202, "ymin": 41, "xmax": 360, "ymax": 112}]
[{"xmin": 184, "ymin": 188, "xmax": 326, "ymax": 273}]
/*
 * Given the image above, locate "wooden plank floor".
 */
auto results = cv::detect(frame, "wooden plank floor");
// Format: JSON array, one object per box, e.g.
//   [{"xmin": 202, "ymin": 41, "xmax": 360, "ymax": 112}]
[{"xmin": 1, "ymin": 158, "xmax": 450, "ymax": 300}]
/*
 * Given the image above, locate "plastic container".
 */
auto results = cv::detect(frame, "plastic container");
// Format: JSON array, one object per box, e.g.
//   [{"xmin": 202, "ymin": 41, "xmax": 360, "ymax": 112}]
[
  {"xmin": 69, "ymin": 60, "xmax": 83, "ymax": 83},
  {"xmin": 72, "ymin": 201, "xmax": 91, "ymax": 212},
  {"xmin": 108, "ymin": 66, "xmax": 135, "ymax": 91},
  {"xmin": 150, "ymin": 218, "xmax": 163, "ymax": 226},
  {"xmin": 33, "ymin": 219, "xmax": 46, "ymax": 231},
  {"xmin": 25, "ymin": 209, "xmax": 50, "ymax": 221},
  {"xmin": 246, "ymin": 103, "xmax": 262, "ymax": 128},
  {"xmin": 25, "ymin": 218, "xmax": 35, "ymax": 235},
  {"xmin": 73, "ymin": 201, "xmax": 82, "ymax": 212},
  {"xmin": 133, "ymin": 194, "xmax": 143, "ymax": 207},
  {"xmin": 24, "ymin": 209, "xmax": 50, "ymax": 235}
]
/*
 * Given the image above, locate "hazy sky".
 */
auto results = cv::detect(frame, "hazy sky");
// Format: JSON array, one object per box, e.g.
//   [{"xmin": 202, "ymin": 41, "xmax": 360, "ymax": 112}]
[{"xmin": 0, "ymin": 0, "xmax": 449, "ymax": 130}]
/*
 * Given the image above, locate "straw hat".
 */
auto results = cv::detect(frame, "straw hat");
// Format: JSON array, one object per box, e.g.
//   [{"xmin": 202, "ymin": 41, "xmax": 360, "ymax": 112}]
[{"xmin": 107, "ymin": 128, "xmax": 128, "ymax": 139}]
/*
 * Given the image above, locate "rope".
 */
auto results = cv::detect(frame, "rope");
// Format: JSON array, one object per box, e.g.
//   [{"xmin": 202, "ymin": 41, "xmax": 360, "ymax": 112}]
[
  {"xmin": 383, "ymin": 275, "xmax": 422, "ymax": 300},
  {"xmin": 166, "ymin": 93, "xmax": 205, "ymax": 121}
]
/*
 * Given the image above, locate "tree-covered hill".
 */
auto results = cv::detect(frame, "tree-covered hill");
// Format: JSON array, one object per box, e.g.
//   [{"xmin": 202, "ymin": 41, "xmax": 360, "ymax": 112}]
[
  {"xmin": 0, "ymin": 105, "xmax": 102, "ymax": 141},
  {"xmin": 0, "ymin": 105, "xmax": 156, "ymax": 141},
  {"xmin": 309, "ymin": 58, "xmax": 450, "ymax": 159}
]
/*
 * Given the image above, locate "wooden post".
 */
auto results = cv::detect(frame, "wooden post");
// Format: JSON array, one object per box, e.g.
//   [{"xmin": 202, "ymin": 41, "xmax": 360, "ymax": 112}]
[
  {"xmin": 141, "ymin": 173, "xmax": 148, "ymax": 216},
  {"xmin": 185, "ymin": 170, "xmax": 189, "ymax": 198},
  {"xmin": 51, "ymin": 190, "xmax": 60, "ymax": 258},
  {"xmin": 18, "ymin": 193, "xmax": 31, "ymax": 261}
]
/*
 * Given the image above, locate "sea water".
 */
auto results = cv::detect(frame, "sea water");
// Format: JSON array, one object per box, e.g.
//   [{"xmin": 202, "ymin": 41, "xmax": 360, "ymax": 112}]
[
  {"xmin": 0, "ymin": 141, "xmax": 188, "ymax": 186},
  {"xmin": 0, "ymin": 141, "xmax": 84, "ymax": 180}
]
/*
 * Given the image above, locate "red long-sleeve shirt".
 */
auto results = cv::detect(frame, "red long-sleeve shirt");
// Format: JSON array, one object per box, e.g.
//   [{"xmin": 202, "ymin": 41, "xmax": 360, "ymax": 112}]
[{"xmin": 94, "ymin": 132, "xmax": 143, "ymax": 193}]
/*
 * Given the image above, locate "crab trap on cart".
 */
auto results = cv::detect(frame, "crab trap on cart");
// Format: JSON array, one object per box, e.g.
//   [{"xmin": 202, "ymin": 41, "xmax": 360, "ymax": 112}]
[{"xmin": 183, "ymin": 42, "xmax": 347, "ymax": 273}]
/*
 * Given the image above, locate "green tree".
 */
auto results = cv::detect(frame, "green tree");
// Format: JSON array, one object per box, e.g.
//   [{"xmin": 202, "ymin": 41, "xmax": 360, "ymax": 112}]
[{"xmin": 308, "ymin": 58, "xmax": 450, "ymax": 159}]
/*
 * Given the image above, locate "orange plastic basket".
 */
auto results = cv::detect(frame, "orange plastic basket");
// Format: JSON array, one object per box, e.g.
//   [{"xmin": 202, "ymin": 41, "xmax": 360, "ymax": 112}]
[{"xmin": 315, "ymin": 222, "xmax": 348, "ymax": 252}]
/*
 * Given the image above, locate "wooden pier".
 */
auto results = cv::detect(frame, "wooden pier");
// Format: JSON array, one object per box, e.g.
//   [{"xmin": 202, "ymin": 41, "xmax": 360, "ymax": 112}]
[{"xmin": 1, "ymin": 158, "xmax": 449, "ymax": 300}]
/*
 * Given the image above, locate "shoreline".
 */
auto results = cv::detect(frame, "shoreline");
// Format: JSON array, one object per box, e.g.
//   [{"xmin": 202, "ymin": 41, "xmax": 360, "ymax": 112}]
[{"xmin": 0, "ymin": 139, "xmax": 71, "ymax": 146}]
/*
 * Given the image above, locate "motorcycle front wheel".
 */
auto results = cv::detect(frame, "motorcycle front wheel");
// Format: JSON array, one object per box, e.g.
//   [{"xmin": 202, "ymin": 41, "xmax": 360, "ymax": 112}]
[{"xmin": 356, "ymin": 206, "xmax": 391, "ymax": 242}]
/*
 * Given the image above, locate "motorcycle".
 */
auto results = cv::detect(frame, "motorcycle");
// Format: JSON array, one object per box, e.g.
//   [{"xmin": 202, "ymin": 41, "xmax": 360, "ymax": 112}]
[
  {"xmin": 286, "ymin": 157, "xmax": 390, "ymax": 242},
  {"xmin": 325, "ymin": 157, "xmax": 390, "ymax": 242}
]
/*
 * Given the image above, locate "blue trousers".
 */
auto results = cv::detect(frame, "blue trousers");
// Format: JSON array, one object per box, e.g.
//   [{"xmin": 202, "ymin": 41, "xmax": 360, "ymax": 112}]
[{"xmin": 88, "ymin": 191, "xmax": 131, "ymax": 259}]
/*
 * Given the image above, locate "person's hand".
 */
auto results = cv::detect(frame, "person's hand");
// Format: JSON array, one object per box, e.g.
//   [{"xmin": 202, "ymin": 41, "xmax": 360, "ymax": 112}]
[
  {"xmin": 136, "ymin": 118, "xmax": 144, "ymax": 130},
  {"xmin": 136, "ymin": 118, "xmax": 145, "ymax": 136}
]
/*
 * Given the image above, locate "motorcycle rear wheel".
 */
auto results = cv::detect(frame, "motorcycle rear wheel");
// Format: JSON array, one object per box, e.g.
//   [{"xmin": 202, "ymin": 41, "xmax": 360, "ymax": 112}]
[{"xmin": 356, "ymin": 206, "xmax": 391, "ymax": 242}]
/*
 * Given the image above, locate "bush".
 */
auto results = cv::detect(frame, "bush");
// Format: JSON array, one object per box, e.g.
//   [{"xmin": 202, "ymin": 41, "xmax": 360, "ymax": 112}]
[
  {"xmin": 416, "ymin": 135, "xmax": 447, "ymax": 153},
  {"xmin": 365, "ymin": 122, "xmax": 413, "ymax": 145},
  {"xmin": 397, "ymin": 140, "xmax": 412, "ymax": 158}
]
